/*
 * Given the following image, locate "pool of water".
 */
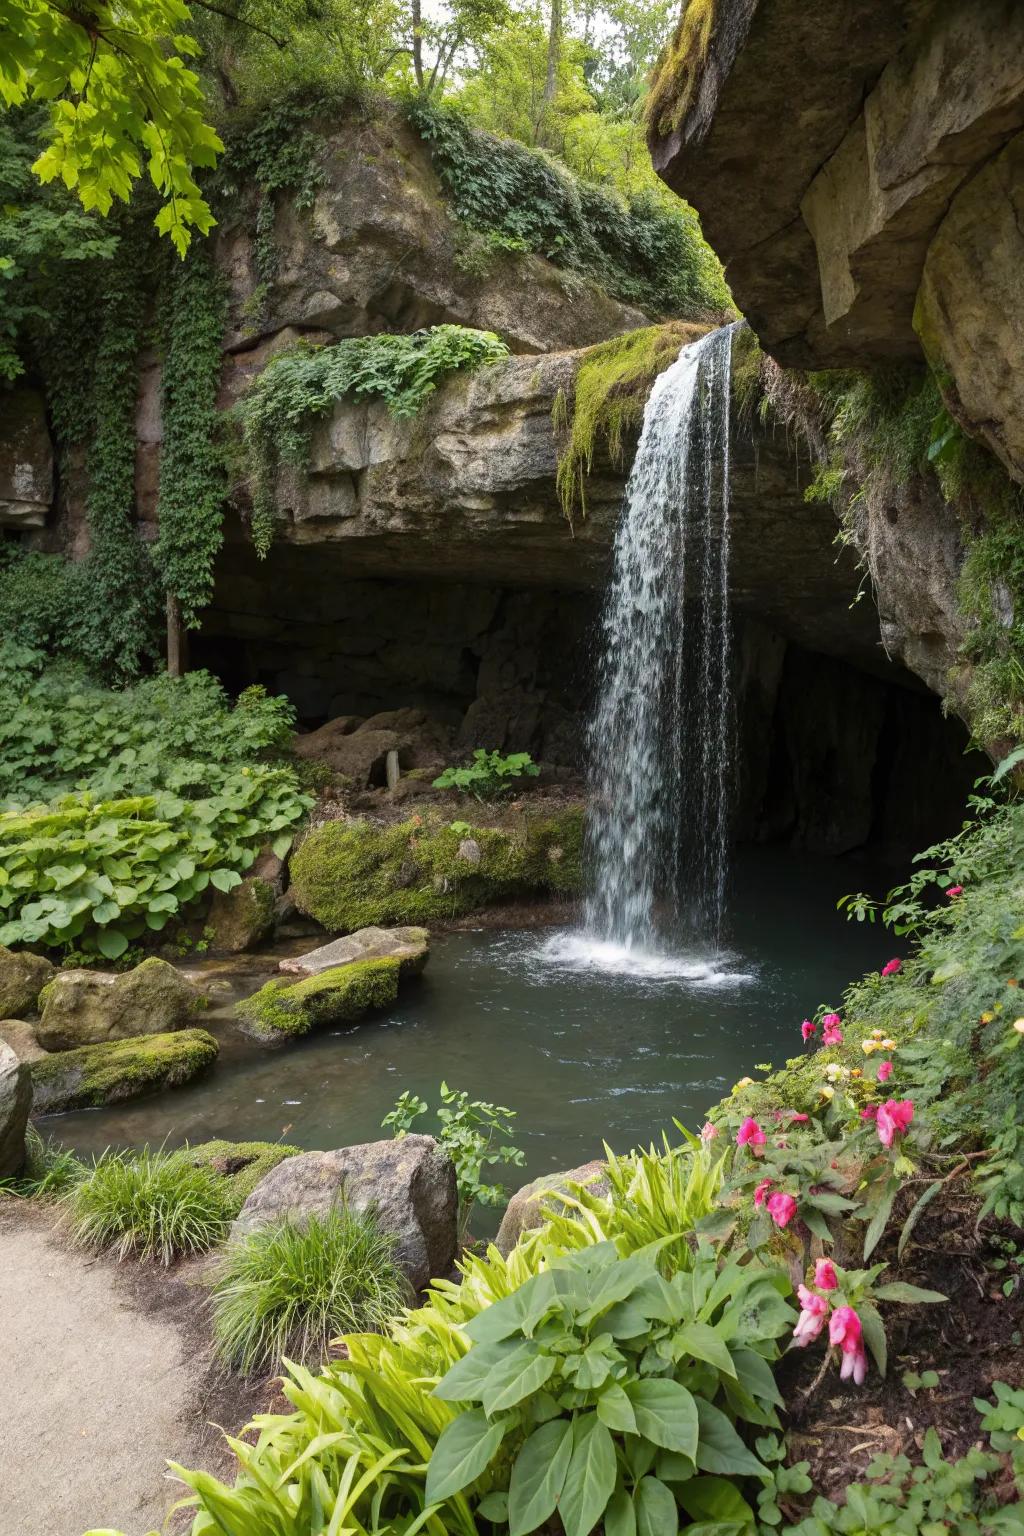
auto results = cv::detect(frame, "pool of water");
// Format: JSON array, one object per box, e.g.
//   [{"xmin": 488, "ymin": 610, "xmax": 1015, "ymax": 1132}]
[{"xmin": 49, "ymin": 847, "xmax": 896, "ymax": 1213}]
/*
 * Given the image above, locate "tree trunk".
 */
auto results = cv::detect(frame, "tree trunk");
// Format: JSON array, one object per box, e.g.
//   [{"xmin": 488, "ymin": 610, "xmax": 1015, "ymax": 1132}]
[
  {"xmin": 411, "ymin": 0, "xmax": 424, "ymax": 87},
  {"xmin": 166, "ymin": 593, "xmax": 187, "ymax": 678},
  {"xmin": 543, "ymin": 0, "xmax": 563, "ymax": 108}
]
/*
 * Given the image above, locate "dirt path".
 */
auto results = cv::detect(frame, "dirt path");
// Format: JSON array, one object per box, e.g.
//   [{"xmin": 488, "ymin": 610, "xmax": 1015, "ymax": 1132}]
[{"xmin": 0, "ymin": 1201, "xmax": 268, "ymax": 1536}]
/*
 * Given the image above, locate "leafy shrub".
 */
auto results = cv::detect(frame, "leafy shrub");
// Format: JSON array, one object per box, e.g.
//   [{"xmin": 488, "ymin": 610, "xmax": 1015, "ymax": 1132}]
[
  {"xmin": 426, "ymin": 1238, "xmax": 790, "ymax": 1532},
  {"xmin": 432, "ymin": 749, "xmax": 540, "ymax": 800},
  {"xmin": 211, "ymin": 1209, "xmax": 407, "ymax": 1374},
  {"xmin": 406, "ymin": 97, "xmax": 730, "ymax": 318},
  {"xmin": 64, "ymin": 1147, "xmax": 230, "ymax": 1264},
  {"xmin": 383, "ymin": 1082, "xmax": 526, "ymax": 1239},
  {"xmin": 239, "ymin": 325, "xmax": 509, "ymax": 555}
]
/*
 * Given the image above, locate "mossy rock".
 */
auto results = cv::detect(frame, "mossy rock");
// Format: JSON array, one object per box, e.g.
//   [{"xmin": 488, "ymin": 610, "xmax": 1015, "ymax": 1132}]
[
  {"xmin": 30, "ymin": 1028, "xmax": 219, "ymax": 1114},
  {"xmin": 170, "ymin": 1138, "xmax": 300, "ymax": 1215},
  {"xmin": 289, "ymin": 808, "xmax": 584, "ymax": 933},
  {"xmin": 235, "ymin": 957, "xmax": 402, "ymax": 1046},
  {"xmin": 0, "ymin": 945, "xmax": 55, "ymax": 1019},
  {"xmin": 37, "ymin": 956, "xmax": 202, "ymax": 1051}
]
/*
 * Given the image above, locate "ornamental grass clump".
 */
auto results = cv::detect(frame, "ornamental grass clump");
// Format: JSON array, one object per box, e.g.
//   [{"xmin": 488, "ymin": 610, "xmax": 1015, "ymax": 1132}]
[
  {"xmin": 211, "ymin": 1209, "xmax": 408, "ymax": 1375},
  {"xmin": 64, "ymin": 1146, "xmax": 230, "ymax": 1264}
]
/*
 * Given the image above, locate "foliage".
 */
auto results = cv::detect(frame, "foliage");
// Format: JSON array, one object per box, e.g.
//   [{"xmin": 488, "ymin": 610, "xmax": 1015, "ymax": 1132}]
[
  {"xmin": 407, "ymin": 95, "xmax": 729, "ymax": 318},
  {"xmin": 426, "ymin": 1237, "xmax": 789, "ymax": 1533},
  {"xmin": 0, "ymin": 0, "xmax": 222, "ymax": 253},
  {"xmin": 646, "ymin": 0, "xmax": 717, "ymax": 137},
  {"xmin": 432, "ymin": 749, "xmax": 540, "ymax": 800},
  {"xmin": 211, "ymin": 1208, "xmax": 407, "ymax": 1374},
  {"xmin": 0, "ymin": 1124, "xmax": 85, "ymax": 1197},
  {"xmin": 239, "ymin": 325, "xmax": 509, "ymax": 555},
  {"xmin": 383, "ymin": 1082, "xmax": 525, "ymax": 1238},
  {"xmin": 64, "ymin": 1145, "xmax": 230, "ymax": 1263},
  {"xmin": 554, "ymin": 320, "xmax": 703, "ymax": 519}
]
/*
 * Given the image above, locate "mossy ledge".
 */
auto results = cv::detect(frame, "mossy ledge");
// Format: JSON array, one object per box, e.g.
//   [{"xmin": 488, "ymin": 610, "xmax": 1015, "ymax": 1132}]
[
  {"xmin": 170, "ymin": 1139, "xmax": 300, "ymax": 1214},
  {"xmin": 235, "ymin": 957, "xmax": 402, "ymax": 1046},
  {"xmin": 30, "ymin": 1028, "xmax": 219, "ymax": 1114},
  {"xmin": 289, "ymin": 809, "xmax": 585, "ymax": 934}
]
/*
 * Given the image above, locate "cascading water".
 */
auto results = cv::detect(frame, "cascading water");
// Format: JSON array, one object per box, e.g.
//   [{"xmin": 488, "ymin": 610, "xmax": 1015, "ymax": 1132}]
[{"xmin": 582, "ymin": 323, "xmax": 740, "ymax": 958}]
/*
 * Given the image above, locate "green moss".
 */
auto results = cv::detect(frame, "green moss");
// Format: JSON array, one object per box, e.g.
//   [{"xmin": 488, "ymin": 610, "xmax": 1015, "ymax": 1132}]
[
  {"xmin": 235, "ymin": 957, "xmax": 402, "ymax": 1045},
  {"xmin": 30, "ymin": 1028, "xmax": 218, "ymax": 1114},
  {"xmin": 555, "ymin": 323, "xmax": 707, "ymax": 522},
  {"xmin": 170, "ymin": 1139, "xmax": 300, "ymax": 1214},
  {"xmin": 289, "ymin": 809, "xmax": 585, "ymax": 933},
  {"xmin": 647, "ymin": 0, "xmax": 718, "ymax": 138}
]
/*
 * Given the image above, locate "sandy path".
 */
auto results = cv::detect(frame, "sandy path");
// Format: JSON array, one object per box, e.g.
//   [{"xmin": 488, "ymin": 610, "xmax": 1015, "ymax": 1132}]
[{"xmin": 0, "ymin": 1204, "xmax": 222, "ymax": 1536}]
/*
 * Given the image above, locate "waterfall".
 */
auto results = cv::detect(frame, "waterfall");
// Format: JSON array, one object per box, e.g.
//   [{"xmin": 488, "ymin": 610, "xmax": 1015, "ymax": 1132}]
[{"xmin": 583, "ymin": 323, "xmax": 739, "ymax": 955}]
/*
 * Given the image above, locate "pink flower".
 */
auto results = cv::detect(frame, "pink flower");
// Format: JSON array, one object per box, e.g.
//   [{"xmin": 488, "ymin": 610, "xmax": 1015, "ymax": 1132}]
[
  {"xmin": 788, "ymin": 1112, "xmax": 810, "ymax": 1123},
  {"xmin": 792, "ymin": 1285, "xmax": 828, "ymax": 1346},
  {"xmin": 829, "ymin": 1306, "xmax": 867, "ymax": 1385},
  {"xmin": 814, "ymin": 1258, "xmax": 839, "ymax": 1292},
  {"xmin": 737, "ymin": 1117, "xmax": 766, "ymax": 1150},
  {"xmin": 700, "ymin": 1121, "xmax": 718, "ymax": 1142},
  {"xmin": 753, "ymin": 1177, "xmax": 773, "ymax": 1208},
  {"xmin": 881, "ymin": 958, "xmax": 902, "ymax": 977},
  {"xmin": 821, "ymin": 1014, "xmax": 843, "ymax": 1046},
  {"xmin": 801, "ymin": 1019, "xmax": 816, "ymax": 1042},
  {"xmin": 766, "ymin": 1191, "xmax": 798, "ymax": 1228},
  {"xmin": 860, "ymin": 1104, "xmax": 878, "ymax": 1121},
  {"xmin": 877, "ymin": 1060, "xmax": 894, "ymax": 1084},
  {"xmin": 946, "ymin": 885, "xmax": 964, "ymax": 898},
  {"xmin": 876, "ymin": 1098, "xmax": 914, "ymax": 1149}
]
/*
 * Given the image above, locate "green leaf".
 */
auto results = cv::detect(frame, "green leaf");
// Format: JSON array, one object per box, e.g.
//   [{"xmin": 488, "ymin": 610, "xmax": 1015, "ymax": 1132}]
[
  {"xmin": 871, "ymin": 1282, "xmax": 947, "ymax": 1304},
  {"xmin": 858, "ymin": 1303, "xmax": 887, "ymax": 1377},
  {"xmin": 507, "ymin": 1418, "xmax": 573, "ymax": 1536},
  {"xmin": 434, "ymin": 1340, "xmax": 521, "ymax": 1404},
  {"xmin": 96, "ymin": 927, "xmax": 129, "ymax": 959},
  {"xmin": 209, "ymin": 867, "xmax": 242, "ymax": 894},
  {"xmin": 481, "ymin": 1344, "xmax": 557, "ymax": 1415},
  {"xmin": 693, "ymin": 1397, "xmax": 766, "ymax": 1478},
  {"xmin": 678, "ymin": 1475, "xmax": 756, "ymax": 1523},
  {"xmin": 604, "ymin": 1487, "xmax": 636, "ymax": 1536},
  {"xmin": 674, "ymin": 1322, "xmax": 736, "ymax": 1378},
  {"xmin": 425, "ymin": 1409, "xmax": 506, "ymax": 1503},
  {"xmin": 597, "ymin": 1384, "xmax": 638, "ymax": 1435},
  {"xmin": 625, "ymin": 1379, "xmax": 699, "ymax": 1456},
  {"xmin": 558, "ymin": 1414, "xmax": 617, "ymax": 1536},
  {"xmin": 863, "ymin": 1175, "xmax": 899, "ymax": 1261},
  {"xmin": 897, "ymin": 1179, "xmax": 943, "ymax": 1262},
  {"xmin": 634, "ymin": 1476, "xmax": 677, "ymax": 1536}
]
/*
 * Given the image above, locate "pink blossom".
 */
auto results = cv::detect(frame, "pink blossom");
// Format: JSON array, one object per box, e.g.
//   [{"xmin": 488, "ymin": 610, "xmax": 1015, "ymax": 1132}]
[
  {"xmin": 829, "ymin": 1306, "xmax": 867, "ymax": 1385},
  {"xmin": 877, "ymin": 1060, "xmax": 894, "ymax": 1084},
  {"xmin": 753, "ymin": 1177, "xmax": 773, "ymax": 1208},
  {"xmin": 801, "ymin": 1019, "xmax": 816, "ymax": 1042},
  {"xmin": 881, "ymin": 958, "xmax": 902, "ymax": 977},
  {"xmin": 792, "ymin": 1285, "xmax": 828, "ymax": 1346},
  {"xmin": 860, "ymin": 1104, "xmax": 878, "ymax": 1121},
  {"xmin": 814, "ymin": 1258, "xmax": 839, "ymax": 1292},
  {"xmin": 876, "ymin": 1098, "xmax": 914, "ymax": 1149},
  {"xmin": 766, "ymin": 1191, "xmax": 798, "ymax": 1228},
  {"xmin": 822, "ymin": 1015, "xmax": 844, "ymax": 1047},
  {"xmin": 946, "ymin": 885, "xmax": 964, "ymax": 898},
  {"xmin": 700, "ymin": 1121, "xmax": 718, "ymax": 1143},
  {"xmin": 788, "ymin": 1112, "xmax": 810, "ymax": 1123},
  {"xmin": 737, "ymin": 1117, "xmax": 766, "ymax": 1150}
]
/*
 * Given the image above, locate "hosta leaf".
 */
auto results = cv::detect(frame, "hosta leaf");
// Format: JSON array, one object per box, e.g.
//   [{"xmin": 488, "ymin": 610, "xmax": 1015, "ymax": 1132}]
[
  {"xmin": 558, "ymin": 1414, "xmax": 617, "ymax": 1536},
  {"xmin": 507, "ymin": 1418, "xmax": 572, "ymax": 1536},
  {"xmin": 634, "ymin": 1476, "xmax": 677, "ymax": 1536},
  {"xmin": 625, "ymin": 1379, "xmax": 698, "ymax": 1456},
  {"xmin": 481, "ymin": 1344, "xmax": 556, "ymax": 1415},
  {"xmin": 96, "ymin": 927, "xmax": 129, "ymax": 959},
  {"xmin": 693, "ymin": 1396, "xmax": 766, "ymax": 1478},
  {"xmin": 425, "ymin": 1409, "xmax": 506, "ymax": 1504}
]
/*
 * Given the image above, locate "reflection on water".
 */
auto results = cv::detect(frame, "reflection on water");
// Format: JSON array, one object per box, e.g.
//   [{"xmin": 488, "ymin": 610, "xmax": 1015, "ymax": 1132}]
[{"xmin": 49, "ymin": 847, "xmax": 898, "ymax": 1224}]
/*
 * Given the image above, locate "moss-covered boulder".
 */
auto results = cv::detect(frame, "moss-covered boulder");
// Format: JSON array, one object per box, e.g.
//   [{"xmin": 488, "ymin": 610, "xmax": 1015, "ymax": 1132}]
[
  {"xmin": 170, "ymin": 1139, "xmax": 300, "ymax": 1214},
  {"xmin": 289, "ymin": 809, "xmax": 584, "ymax": 933},
  {"xmin": 235, "ymin": 957, "xmax": 402, "ymax": 1046},
  {"xmin": 36, "ymin": 957, "xmax": 202, "ymax": 1051},
  {"xmin": 279, "ymin": 924, "xmax": 428, "ymax": 979},
  {"xmin": 30, "ymin": 1028, "xmax": 218, "ymax": 1114},
  {"xmin": 0, "ymin": 946, "xmax": 55, "ymax": 1018},
  {"xmin": 206, "ymin": 873, "xmax": 278, "ymax": 954}
]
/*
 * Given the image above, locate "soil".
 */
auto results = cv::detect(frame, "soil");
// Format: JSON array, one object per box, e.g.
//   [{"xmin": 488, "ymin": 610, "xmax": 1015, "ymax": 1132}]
[
  {"xmin": 776, "ymin": 1183, "xmax": 1024, "ymax": 1520},
  {"xmin": 0, "ymin": 1198, "xmax": 279, "ymax": 1536}
]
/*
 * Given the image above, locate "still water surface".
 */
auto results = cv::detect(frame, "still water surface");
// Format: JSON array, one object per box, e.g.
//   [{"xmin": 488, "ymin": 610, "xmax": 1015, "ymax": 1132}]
[{"xmin": 51, "ymin": 849, "xmax": 896, "ymax": 1206}]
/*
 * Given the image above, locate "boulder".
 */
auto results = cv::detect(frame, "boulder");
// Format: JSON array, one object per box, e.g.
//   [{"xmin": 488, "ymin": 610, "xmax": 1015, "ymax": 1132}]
[
  {"xmin": 170, "ymin": 1139, "xmax": 300, "ymax": 1216},
  {"xmin": 496, "ymin": 1161, "xmax": 610, "ymax": 1256},
  {"xmin": 279, "ymin": 925, "xmax": 429, "ymax": 979},
  {"xmin": 0, "ymin": 946, "xmax": 56, "ymax": 1019},
  {"xmin": 36, "ymin": 957, "xmax": 202, "ymax": 1051},
  {"xmin": 232, "ymin": 1134, "xmax": 458, "ymax": 1290},
  {"xmin": 207, "ymin": 850, "xmax": 286, "ymax": 953},
  {"xmin": 0, "ymin": 1020, "xmax": 45, "ymax": 1064},
  {"xmin": 0, "ymin": 1041, "xmax": 32, "ymax": 1178},
  {"xmin": 294, "ymin": 725, "xmax": 400, "ymax": 787},
  {"xmin": 235, "ymin": 956, "xmax": 402, "ymax": 1046},
  {"xmin": 29, "ymin": 1028, "xmax": 218, "ymax": 1114}
]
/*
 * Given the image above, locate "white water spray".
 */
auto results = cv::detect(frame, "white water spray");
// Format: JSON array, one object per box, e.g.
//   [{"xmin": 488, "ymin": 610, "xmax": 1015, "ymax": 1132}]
[{"xmin": 583, "ymin": 323, "xmax": 739, "ymax": 957}]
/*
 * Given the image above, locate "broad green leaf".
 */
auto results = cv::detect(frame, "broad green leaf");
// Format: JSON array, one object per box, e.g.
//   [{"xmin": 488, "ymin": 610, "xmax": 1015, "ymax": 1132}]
[
  {"xmin": 871, "ymin": 1282, "xmax": 947, "ymax": 1304},
  {"xmin": 634, "ymin": 1475, "xmax": 677, "ymax": 1536},
  {"xmin": 424, "ymin": 1409, "xmax": 506, "ymax": 1503},
  {"xmin": 674, "ymin": 1321, "xmax": 737, "ymax": 1378},
  {"xmin": 693, "ymin": 1397, "xmax": 766, "ymax": 1478},
  {"xmin": 678, "ymin": 1474, "xmax": 756, "ymax": 1524},
  {"xmin": 625, "ymin": 1379, "xmax": 699, "ymax": 1456},
  {"xmin": 481, "ymin": 1344, "xmax": 557, "ymax": 1415},
  {"xmin": 96, "ymin": 927, "xmax": 129, "ymax": 959},
  {"xmin": 604, "ymin": 1487, "xmax": 636, "ymax": 1536},
  {"xmin": 507, "ymin": 1418, "xmax": 572, "ymax": 1536},
  {"xmin": 434, "ymin": 1339, "xmax": 521, "ymax": 1403},
  {"xmin": 863, "ymin": 1175, "xmax": 899, "ymax": 1261},
  {"xmin": 559, "ymin": 1414, "xmax": 617, "ymax": 1536},
  {"xmin": 597, "ymin": 1384, "xmax": 638, "ymax": 1435}
]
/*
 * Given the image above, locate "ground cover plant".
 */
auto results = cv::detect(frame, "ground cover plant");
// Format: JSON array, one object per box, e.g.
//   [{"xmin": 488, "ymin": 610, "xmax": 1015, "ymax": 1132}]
[
  {"xmin": 64, "ymin": 1146, "xmax": 230, "ymax": 1265},
  {"xmin": 432, "ymin": 749, "xmax": 540, "ymax": 800}
]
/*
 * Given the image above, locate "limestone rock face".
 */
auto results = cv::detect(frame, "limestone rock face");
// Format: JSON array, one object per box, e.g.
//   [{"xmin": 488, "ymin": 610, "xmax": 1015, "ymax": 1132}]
[
  {"xmin": 0, "ymin": 388, "xmax": 54, "ymax": 528},
  {"xmin": 916, "ymin": 131, "xmax": 1024, "ymax": 484},
  {"xmin": 0, "ymin": 1041, "xmax": 32, "ymax": 1178},
  {"xmin": 232, "ymin": 1135, "xmax": 458, "ymax": 1290},
  {"xmin": 279, "ymin": 925, "xmax": 429, "ymax": 979},
  {"xmin": 495, "ymin": 1161, "xmax": 610, "ymax": 1256},
  {"xmin": 0, "ymin": 947, "xmax": 56, "ymax": 1019},
  {"xmin": 29, "ymin": 1028, "xmax": 218, "ymax": 1114},
  {"xmin": 36, "ymin": 958, "xmax": 202, "ymax": 1051}
]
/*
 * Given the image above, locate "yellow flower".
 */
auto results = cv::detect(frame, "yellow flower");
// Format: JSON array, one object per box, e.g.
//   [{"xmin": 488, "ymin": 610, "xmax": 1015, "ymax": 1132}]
[
  {"xmin": 1013, "ymin": 1018, "xmax": 1024, "ymax": 1035},
  {"xmin": 871, "ymin": 1028, "xmax": 884, "ymax": 1039},
  {"xmin": 881, "ymin": 1038, "xmax": 897, "ymax": 1050},
  {"xmin": 733, "ymin": 1077, "xmax": 754, "ymax": 1092},
  {"xmin": 981, "ymin": 1012, "xmax": 994, "ymax": 1024},
  {"xmin": 862, "ymin": 1039, "xmax": 881, "ymax": 1055},
  {"xmin": 850, "ymin": 1068, "xmax": 862, "ymax": 1078},
  {"xmin": 820, "ymin": 1085, "xmax": 835, "ymax": 1101},
  {"xmin": 824, "ymin": 1062, "xmax": 847, "ymax": 1081}
]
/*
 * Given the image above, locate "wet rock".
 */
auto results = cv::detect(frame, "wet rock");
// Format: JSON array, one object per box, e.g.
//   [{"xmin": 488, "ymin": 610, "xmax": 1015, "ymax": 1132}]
[
  {"xmin": 0, "ymin": 947, "xmax": 56, "ymax": 1020},
  {"xmin": 496, "ymin": 1161, "xmax": 611, "ymax": 1256},
  {"xmin": 30, "ymin": 1028, "xmax": 218, "ymax": 1114},
  {"xmin": 36, "ymin": 958, "xmax": 202, "ymax": 1051},
  {"xmin": 0, "ymin": 1041, "xmax": 32, "ymax": 1178},
  {"xmin": 279, "ymin": 925, "xmax": 428, "ymax": 979},
  {"xmin": 234, "ymin": 956, "xmax": 403, "ymax": 1046},
  {"xmin": 232, "ymin": 1134, "xmax": 457, "ymax": 1291}
]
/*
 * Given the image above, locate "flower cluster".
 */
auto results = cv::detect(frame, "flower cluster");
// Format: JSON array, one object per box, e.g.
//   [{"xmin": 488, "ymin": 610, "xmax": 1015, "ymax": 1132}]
[
  {"xmin": 801, "ymin": 1011, "xmax": 844, "ymax": 1047},
  {"xmin": 791, "ymin": 1261, "xmax": 867, "ymax": 1384}
]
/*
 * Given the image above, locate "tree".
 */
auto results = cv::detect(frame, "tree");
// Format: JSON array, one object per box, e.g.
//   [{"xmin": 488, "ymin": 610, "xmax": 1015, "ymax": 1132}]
[{"xmin": 0, "ymin": 0, "xmax": 225, "ymax": 254}]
